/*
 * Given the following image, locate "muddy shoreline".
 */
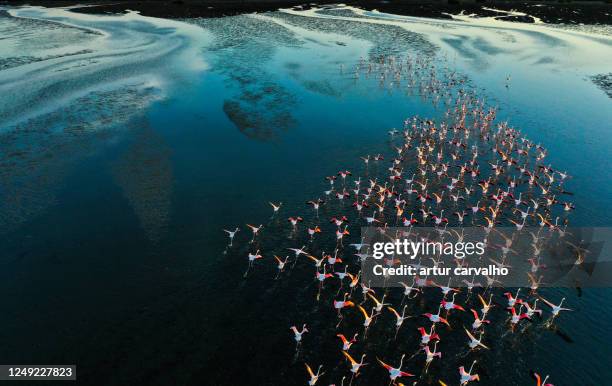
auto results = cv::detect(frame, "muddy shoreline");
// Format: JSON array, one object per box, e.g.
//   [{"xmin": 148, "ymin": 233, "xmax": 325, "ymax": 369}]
[{"xmin": 2, "ymin": 0, "xmax": 611, "ymax": 24}]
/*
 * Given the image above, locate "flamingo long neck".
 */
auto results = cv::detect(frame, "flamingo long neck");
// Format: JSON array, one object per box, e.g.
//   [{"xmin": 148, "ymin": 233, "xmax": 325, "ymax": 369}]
[{"xmin": 468, "ymin": 360, "xmax": 476, "ymax": 374}]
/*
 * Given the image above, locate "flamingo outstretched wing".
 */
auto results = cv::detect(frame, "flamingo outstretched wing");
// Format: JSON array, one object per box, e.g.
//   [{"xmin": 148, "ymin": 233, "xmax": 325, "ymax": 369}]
[
  {"xmin": 376, "ymin": 358, "xmax": 392, "ymax": 371},
  {"xmin": 342, "ymin": 351, "xmax": 357, "ymax": 365}
]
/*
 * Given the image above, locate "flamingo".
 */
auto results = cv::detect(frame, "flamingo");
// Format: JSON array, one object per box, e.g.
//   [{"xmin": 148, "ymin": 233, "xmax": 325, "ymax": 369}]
[
  {"xmin": 441, "ymin": 292, "xmax": 465, "ymax": 312},
  {"xmin": 305, "ymin": 363, "xmax": 324, "ymax": 386},
  {"xmin": 335, "ymin": 265, "xmax": 349, "ymax": 281},
  {"xmin": 464, "ymin": 327, "xmax": 489, "ymax": 350},
  {"xmin": 504, "ymin": 289, "xmax": 524, "ymax": 308},
  {"xmin": 288, "ymin": 216, "xmax": 303, "ymax": 229},
  {"xmin": 336, "ymin": 226, "xmax": 350, "ymax": 245},
  {"xmin": 330, "ymin": 216, "xmax": 348, "ymax": 227},
  {"xmin": 349, "ymin": 241, "xmax": 370, "ymax": 252},
  {"xmin": 418, "ymin": 325, "xmax": 440, "ymax": 345},
  {"xmin": 222, "ymin": 227, "xmax": 239, "ymax": 246},
  {"xmin": 365, "ymin": 213, "xmax": 381, "ymax": 225},
  {"xmin": 367, "ymin": 292, "xmax": 390, "ymax": 313},
  {"xmin": 245, "ymin": 224, "xmax": 262, "ymax": 243},
  {"xmin": 459, "ymin": 360, "xmax": 480, "ymax": 385},
  {"xmin": 400, "ymin": 279, "xmax": 421, "ymax": 300},
  {"xmin": 307, "ymin": 226, "xmax": 321, "ymax": 239},
  {"xmin": 342, "ymin": 351, "xmax": 367, "ymax": 379},
  {"xmin": 338, "ymin": 170, "xmax": 352, "ymax": 182},
  {"xmin": 315, "ymin": 266, "xmax": 333, "ymax": 284},
  {"xmin": 532, "ymin": 371, "xmax": 554, "ymax": 386},
  {"xmin": 288, "ymin": 245, "xmax": 307, "ymax": 267},
  {"xmin": 306, "ymin": 253, "xmax": 325, "ymax": 269},
  {"xmin": 290, "ymin": 324, "xmax": 308, "ymax": 346},
  {"xmin": 377, "ymin": 354, "xmax": 414, "ymax": 384},
  {"xmin": 337, "ymin": 333, "xmax": 358, "ymax": 351},
  {"xmin": 348, "ymin": 272, "xmax": 360, "ymax": 295},
  {"xmin": 388, "ymin": 305, "xmax": 411, "ymax": 337},
  {"xmin": 470, "ymin": 308, "xmax": 490, "ymax": 330},
  {"xmin": 333, "ymin": 293, "xmax": 355, "ymax": 315},
  {"xmin": 539, "ymin": 297, "xmax": 572, "ymax": 319},
  {"xmin": 422, "ymin": 341, "xmax": 442, "ymax": 372},
  {"xmin": 524, "ymin": 299, "xmax": 543, "ymax": 318},
  {"xmin": 509, "ymin": 305, "xmax": 531, "ymax": 331},
  {"xmin": 269, "ymin": 202, "xmax": 282, "ymax": 216},
  {"xmin": 357, "ymin": 305, "xmax": 378, "ymax": 334},
  {"xmin": 273, "ymin": 255, "xmax": 289, "ymax": 279},
  {"xmin": 327, "ymin": 250, "xmax": 342, "ymax": 265},
  {"xmin": 306, "ymin": 199, "xmax": 324, "ymax": 216},
  {"xmin": 244, "ymin": 250, "xmax": 263, "ymax": 277},
  {"xmin": 422, "ymin": 305, "xmax": 451, "ymax": 327}
]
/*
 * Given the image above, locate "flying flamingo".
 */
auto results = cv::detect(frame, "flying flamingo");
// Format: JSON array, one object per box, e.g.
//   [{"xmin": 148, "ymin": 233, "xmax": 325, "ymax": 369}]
[
  {"xmin": 504, "ymin": 289, "xmax": 524, "ymax": 308},
  {"xmin": 477, "ymin": 293, "xmax": 494, "ymax": 316},
  {"xmin": 377, "ymin": 354, "xmax": 414, "ymax": 384},
  {"xmin": 244, "ymin": 250, "xmax": 263, "ymax": 278},
  {"xmin": 337, "ymin": 333, "xmax": 358, "ymax": 351},
  {"xmin": 246, "ymin": 224, "xmax": 262, "ymax": 243},
  {"xmin": 330, "ymin": 216, "xmax": 348, "ymax": 227},
  {"xmin": 333, "ymin": 293, "xmax": 354, "ymax": 327},
  {"xmin": 307, "ymin": 226, "xmax": 321, "ymax": 240},
  {"xmin": 222, "ymin": 227, "xmax": 239, "ymax": 247},
  {"xmin": 306, "ymin": 253, "xmax": 325, "ymax": 269},
  {"xmin": 327, "ymin": 250, "xmax": 342, "ymax": 265},
  {"xmin": 305, "ymin": 363, "xmax": 324, "ymax": 386},
  {"xmin": 315, "ymin": 266, "xmax": 333, "ymax": 299},
  {"xmin": 290, "ymin": 324, "xmax": 308, "ymax": 349},
  {"xmin": 422, "ymin": 341, "xmax": 442, "ymax": 373},
  {"xmin": 349, "ymin": 241, "xmax": 370, "ymax": 252},
  {"xmin": 348, "ymin": 272, "xmax": 360, "ymax": 295},
  {"xmin": 342, "ymin": 351, "xmax": 367, "ymax": 382},
  {"xmin": 357, "ymin": 305, "xmax": 378, "ymax": 335},
  {"xmin": 269, "ymin": 202, "xmax": 282, "ymax": 217},
  {"xmin": 509, "ymin": 305, "xmax": 531, "ymax": 331},
  {"xmin": 288, "ymin": 216, "xmax": 303, "ymax": 230},
  {"xmin": 459, "ymin": 360, "xmax": 480, "ymax": 385},
  {"xmin": 336, "ymin": 226, "xmax": 350, "ymax": 246},
  {"xmin": 539, "ymin": 297, "xmax": 572, "ymax": 320},
  {"xmin": 400, "ymin": 278, "xmax": 421, "ymax": 302},
  {"xmin": 387, "ymin": 305, "xmax": 411, "ymax": 337},
  {"xmin": 422, "ymin": 305, "xmax": 451, "ymax": 327},
  {"xmin": 288, "ymin": 245, "xmax": 307, "ymax": 268},
  {"xmin": 441, "ymin": 292, "xmax": 465, "ymax": 313},
  {"xmin": 273, "ymin": 255, "xmax": 289, "ymax": 279},
  {"xmin": 470, "ymin": 308, "xmax": 490, "ymax": 330},
  {"xmin": 464, "ymin": 327, "xmax": 489, "ymax": 350},
  {"xmin": 418, "ymin": 325, "xmax": 440, "ymax": 345},
  {"xmin": 532, "ymin": 371, "xmax": 554, "ymax": 386},
  {"xmin": 367, "ymin": 292, "xmax": 390, "ymax": 313},
  {"xmin": 524, "ymin": 299, "xmax": 543, "ymax": 318},
  {"xmin": 334, "ymin": 265, "xmax": 350, "ymax": 293},
  {"xmin": 306, "ymin": 199, "xmax": 324, "ymax": 216}
]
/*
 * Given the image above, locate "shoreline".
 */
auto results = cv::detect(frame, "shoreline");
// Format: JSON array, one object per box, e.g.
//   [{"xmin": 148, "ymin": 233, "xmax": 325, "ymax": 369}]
[{"xmin": 2, "ymin": 1, "xmax": 611, "ymax": 24}]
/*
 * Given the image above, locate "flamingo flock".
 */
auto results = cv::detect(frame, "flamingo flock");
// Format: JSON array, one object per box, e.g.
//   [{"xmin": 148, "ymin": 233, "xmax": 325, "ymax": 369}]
[{"xmin": 219, "ymin": 53, "xmax": 580, "ymax": 385}]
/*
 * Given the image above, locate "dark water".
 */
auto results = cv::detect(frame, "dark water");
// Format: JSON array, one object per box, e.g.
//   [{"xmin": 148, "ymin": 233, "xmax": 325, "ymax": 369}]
[{"xmin": 0, "ymin": 6, "xmax": 611, "ymax": 386}]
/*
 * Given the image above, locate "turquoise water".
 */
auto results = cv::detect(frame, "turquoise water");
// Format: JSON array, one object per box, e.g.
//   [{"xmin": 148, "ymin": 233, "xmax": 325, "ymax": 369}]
[{"xmin": 0, "ymin": 5, "xmax": 611, "ymax": 385}]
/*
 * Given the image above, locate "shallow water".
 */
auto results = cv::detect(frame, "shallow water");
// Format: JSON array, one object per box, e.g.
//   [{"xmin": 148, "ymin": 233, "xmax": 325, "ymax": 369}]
[{"xmin": 0, "ymin": 5, "xmax": 611, "ymax": 385}]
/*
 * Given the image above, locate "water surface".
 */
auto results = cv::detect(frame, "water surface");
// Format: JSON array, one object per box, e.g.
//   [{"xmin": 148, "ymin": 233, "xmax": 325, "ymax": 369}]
[{"xmin": 0, "ymin": 5, "xmax": 611, "ymax": 385}]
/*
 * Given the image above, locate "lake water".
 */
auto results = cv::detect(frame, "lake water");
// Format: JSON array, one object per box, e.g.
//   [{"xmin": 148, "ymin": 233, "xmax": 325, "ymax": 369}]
[{"xmin": 0, "ymin": 5, "xmax": 611, "ymax": 385}]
